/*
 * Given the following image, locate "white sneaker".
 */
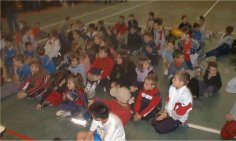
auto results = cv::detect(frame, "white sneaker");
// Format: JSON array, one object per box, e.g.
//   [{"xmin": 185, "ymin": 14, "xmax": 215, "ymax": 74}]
[
  {"xmin": 71, "ymin": 117, "xmax": 87, "ymax": 127},
  {"xmin": 56, "ymin": 110, "xmax": 71, "ymax": 117}
]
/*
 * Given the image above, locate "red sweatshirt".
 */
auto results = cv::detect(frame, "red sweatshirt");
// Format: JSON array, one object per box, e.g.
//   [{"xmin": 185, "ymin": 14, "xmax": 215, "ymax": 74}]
[
  {"xmin": 183, "ymin": 40, "xmax": 191, "ymax": 61},
  {"xmin": 134, "ymin": 87, "xmax": 161, "ymax": 118},
  {"xmin": 89, "ymin": 56, "xmax": 114, "ymax": 79},
  {"xmin": 113, "ymin": 22, "xmax": 127, "ymax": 35}
]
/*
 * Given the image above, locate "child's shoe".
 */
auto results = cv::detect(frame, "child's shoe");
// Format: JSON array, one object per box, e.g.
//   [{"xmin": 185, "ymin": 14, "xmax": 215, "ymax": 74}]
[{"xmin": 56, "ymin": 110, "xmax": 71, "ymax": 117}]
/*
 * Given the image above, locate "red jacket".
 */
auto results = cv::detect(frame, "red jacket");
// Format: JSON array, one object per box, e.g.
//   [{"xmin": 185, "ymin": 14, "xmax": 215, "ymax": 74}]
[
  {"xmin": 134, "ymin": 87, "xmax": 161, "ymax": 118},
  {"xmin": 89, "ymin": 56, "xmax": 114, "ymax": 79}
]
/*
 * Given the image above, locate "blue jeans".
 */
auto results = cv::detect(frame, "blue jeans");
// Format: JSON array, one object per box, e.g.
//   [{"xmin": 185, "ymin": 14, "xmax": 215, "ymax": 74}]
[{"xmin": 206, "ymin": 43, "xmax": 231, "ymax": 58}]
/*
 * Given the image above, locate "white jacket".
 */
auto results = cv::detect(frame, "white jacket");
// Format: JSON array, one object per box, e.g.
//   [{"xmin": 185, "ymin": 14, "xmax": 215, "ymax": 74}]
[{"xmin": 165, "ymin": 85, "xmax": 193, "ymax": 123}]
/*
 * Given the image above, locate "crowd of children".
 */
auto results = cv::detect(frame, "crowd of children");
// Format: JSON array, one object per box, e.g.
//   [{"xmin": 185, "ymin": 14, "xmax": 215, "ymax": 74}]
[{"xmin": 1, "ymin": 10, "xmax": 236, "ymax": 140}]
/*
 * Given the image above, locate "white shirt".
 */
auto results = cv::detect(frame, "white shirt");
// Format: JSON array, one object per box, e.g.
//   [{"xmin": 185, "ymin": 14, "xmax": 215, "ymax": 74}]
[
  {"xmin": 165, "ymin": 85, "xmax": 193, "ymax": 123},
  {"xmin": 90, "ymin": 113, "xmax": 125, "ymax": 141},
  {"xmin": 44, "ymin": 38, "xmax": 61, "ymax": 59}
]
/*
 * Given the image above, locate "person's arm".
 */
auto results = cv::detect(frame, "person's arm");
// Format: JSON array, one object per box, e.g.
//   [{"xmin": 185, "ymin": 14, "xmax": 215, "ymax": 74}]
[
  {"xmin": 134, "ymin": 90, "xmax": 142, "ymax": 114},
  {"xmin": 230, "ymin": 101, "xmax": 236, "ymax": 120},
  {"xmin": 100, "ymin": 59, "xmax": 114, "ymax": 79}
]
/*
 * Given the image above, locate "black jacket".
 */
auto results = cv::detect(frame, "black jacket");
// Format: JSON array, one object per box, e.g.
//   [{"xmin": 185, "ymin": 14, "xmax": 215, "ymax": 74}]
[
  {"xmin": 203, "ymin": 70, "xmax": 222, "ymax": 90},
  {"xmin": 110, "ymin": 61, "xmax": 137, "ymax": 87}
]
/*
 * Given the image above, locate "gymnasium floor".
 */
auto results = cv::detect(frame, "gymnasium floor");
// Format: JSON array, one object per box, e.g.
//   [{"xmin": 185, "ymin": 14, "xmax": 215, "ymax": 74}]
[{"xmin": 1, "ymin": 1, "xmax": 236, "ymax": 140}]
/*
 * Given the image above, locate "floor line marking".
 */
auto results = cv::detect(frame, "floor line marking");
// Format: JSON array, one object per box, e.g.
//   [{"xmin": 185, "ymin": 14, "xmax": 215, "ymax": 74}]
[
  {"xmin": 6, "ymin": 129, "xmax": 36, "ymax": 141},
  {"xmin": 203, "ymin": 0, "xmax": 220, "ymax": 17},
  {"xmin": 188, "ymin": 123, "xmax": 221, "ymax": 134},
  {"xmin": 41, "ymin": 2, "xmax": 126, "ymax": 30}
]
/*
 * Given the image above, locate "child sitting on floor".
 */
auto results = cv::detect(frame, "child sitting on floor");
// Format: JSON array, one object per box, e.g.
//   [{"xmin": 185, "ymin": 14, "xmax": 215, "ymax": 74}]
[
  {"xmin": 56, "ymin": 73, "xmax": 88, "ymax": 118},
  {"xmin": 133, "ymin": 74, "xmax": 162, "ymax": 122},
  {"xmin": 135, "ymin": 56, "xmax": 154, "ymax": 89},
  {"xmin": 143, "ymin": 32, "xmax": 158, "ymax": 66},
  {"xmin": 152, "ymin": 72, "xmax": 193, "ymax": 134},
  {"xmin": 17, "ymin": 58, "xmax": 50, "ymax": 99},
  {"xmin": 85, "ymin": 46, "xmax": 114, "ymax": 98},
  {"xmin": 198, "ymin": 61, "xmax": 222, "ymax": 98}
]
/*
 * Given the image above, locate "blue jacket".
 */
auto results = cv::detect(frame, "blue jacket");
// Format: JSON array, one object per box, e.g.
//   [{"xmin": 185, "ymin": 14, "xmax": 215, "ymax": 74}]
[{"xmin": 41, "ymin": 55, "xmax": 56, "ymax": 75}]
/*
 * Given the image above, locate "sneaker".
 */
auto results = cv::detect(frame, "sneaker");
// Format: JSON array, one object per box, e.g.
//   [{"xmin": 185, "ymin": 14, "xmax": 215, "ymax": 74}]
[
  {"xmin": 71, "ymin": 117, "xmax": 87, "ymax": 127},
  {"xmin": 56, "ymin": 110, "xmax": 71, "ymax": 117},
  {"xmin": 164, "ymin": 69, "xmax": 168, "ymax": 75}
]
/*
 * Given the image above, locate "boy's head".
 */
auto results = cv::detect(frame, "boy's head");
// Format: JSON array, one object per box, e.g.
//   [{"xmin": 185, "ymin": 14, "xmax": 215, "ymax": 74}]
[
  {"xmin": 225, "ymin": 26, "xmax": 234, "ymax": 35},
  {"xmin": 172, "ymin": 49, "xmax": 185, "ymax": 63},
  {"xmin": 98, "ymin": 46, "xmax": 109, "ymax": 58},
  {"xmin": 181, "ymin": 27, "xmax": 192, "ymax": 40},
  {"xmin": 29, "ymin": 58, "xmax": 41, "ymax": 75},
  {"xmin": 193, "ymin": 22, "xmax": 200, "ymax": 31},
  {"xmin": 69, "ymin": 53, "xmax": 79, "ymax": 66},
  {"xmin": 172, "ymin": 72, "xmax": 190, "ymax": 88},
  {"xmin": 148, "ymin": 11, "xmax": 154, "ymax": 18},
  {"xmin": 144, "ymin": 74, "xmax": 158, "ymax": 90},
  {"xmin": 128, "ymin": 14, "xmax": 134, "ymax": 20},
  {"xmin": 181, "ymin": 15, "xmax": 187, "ymax": 23},
  {"xmin": 153, "ymin": 18, "xmax": 163, "ymax": 29},
  {"xmin": 88, "ymin": 23, "xmax": 95, "ymax": 32},
  {"xmin": 13, "ymin": 54, "xmax": 25, "ymax": 67},
  {"xmin": 166, "ymin": 40, "xmax": 175, "ymax": 51},
  {"xmin": 130, "ymin": 26, "xmax": 137, "ymax": 34},
  {"xmin": 118, "ymin": 15, "xmax": 125, "ymax": 23},
  {"xmin": 98, "ymin": 20, "xmax": 104, "ymax": 26},
  {"xmin": 116, "ymin": 50, "xmax": 128, "ymax": 65},
  {"xmin": 198, "ymin": 16, "xmax": 205, "ymax": 25},
  {"xmin": 89, "ymin": 102, "xmax": 110, "ymax": 120},
  {"xmin": 143, "ymin": 32, "xmax": 153, "ymax": 43},
  {"xmin": 207, "ymin": 61, "xmax": 218, "ymax": 76},
  {"xmin": 36, "ymin": 46, "xmax": 45, "ymax": 56},
  {"xmin": 25, "ymin": 42, "xmax": 34, "ymax": 52}
]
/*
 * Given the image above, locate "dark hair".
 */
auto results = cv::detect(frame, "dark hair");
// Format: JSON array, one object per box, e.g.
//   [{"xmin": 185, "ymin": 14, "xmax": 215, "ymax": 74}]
[
  {"xmin": 51, "ymin": 28, "xmax": 59, "ymax": 38},
  {"xmin": 143, "ymin": 32, "xmax": 153, "ymax": 38},
  {"xmin": 65, "ymin": 16, "xmax": 70, "ymax": 21},
  {"xmin": 182, "ymin": 26, "xmax": 192, "ymax": 35},
  {"xmin": 148, "ymin": 11, "xmax": 154, "ymax": 17},
  {"xmin": 4, "ymin": 34, "xmax": 14, "ymax": 42},
  {"xmin": 89, "ymin": 102, "xmax": 109, "ymax": 119},
  {"xmin": 226, "ymin": 26, "xmax": 234, "ymax": 35},
  {"xmin": 172, "ymin": 49, "xmax": 184, "ymax": 58},
  {"xmin": 22, "ymin": 26, "xmax": 31, "ymax": 35},
  {"xmin": 25, "ymin": 41, "xmax": 32, "ymax": 47},
  {"xmin": 51, "ymin": 71, "xmax": 67, "ymax": 87},
  {"xmin": 175, "ymin": 71, "xmax": 190, "ymax": 85},
  {"xmin": 119, "ymin": 15, "xmax": 125, "ymax": 21},
  {"xmin": 181, "ymin": 15, "xmax": 187, "ymax": 20},
  {"xmin": 193, "ymin": 22, "xmax": 200, "ymax": 28},
  {"xmin": 199, "ymin": 16, "xmax": 205, "ymax": 22},
  {"xmin": 154, "ymin": 18, "xmax": 163, "ymax": 25},
  {"xmin": 36, "ymin": 46, "xmax": 45, "ymax": 56},
  {"xmin": 129, "ymin": 13, "xmax": 134, "ymax": 17},
  {"xmin": 117, "ymin": 50, "xmax": 130, "ymax": 73},
  {"xmin": 89, "ymin": 23, "xmax": 95, "ymax": 29},
  {"xmin": 207, "ymin": 61, "xmax": 218, "ymax": 69},
  {"xmin": 98, "ymin": 20, "xmax": 104, "ymax": 25},
  {"xmin": 14, "ymin": 54, "xmax": 25, "ymax": 63},
  {"xmin": 130, "ymin": 25, "xmax": 137, "ymax": 30}
]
